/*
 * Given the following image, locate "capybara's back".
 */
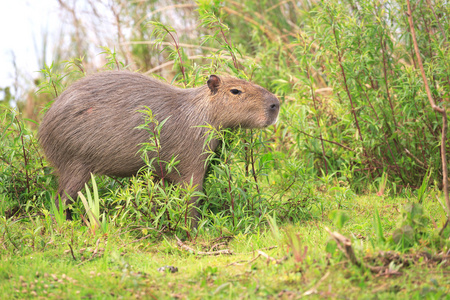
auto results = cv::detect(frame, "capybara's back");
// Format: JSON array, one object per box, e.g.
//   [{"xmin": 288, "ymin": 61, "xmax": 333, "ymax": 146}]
[
  {"xmin": 40, "ymin": 72, "xmax": 172, "ymax": 177},
  {"xmin": 39, "ymin": 71, "xmax": 280, "ymax": 222}
]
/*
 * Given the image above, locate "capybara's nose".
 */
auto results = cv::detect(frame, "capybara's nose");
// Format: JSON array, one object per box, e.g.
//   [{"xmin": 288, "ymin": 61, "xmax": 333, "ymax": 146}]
[{"xmin": 269, "ymin": 102, "xmax": 279, "ymax": 111}]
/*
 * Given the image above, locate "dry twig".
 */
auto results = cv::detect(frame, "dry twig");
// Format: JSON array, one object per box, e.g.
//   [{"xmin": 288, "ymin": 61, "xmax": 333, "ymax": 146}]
[
  {"xmin": 175, "ymin": 236, "xmax": 233, "ymax": 256},
  {"xmin": 302, "ymin": 271, "xmax": 330, "ymax": 296},
  {"xmin": 68, "ymin": 243, "xmax": 77, "ymax": 261},
  {"xmin": 77, "ymin": 237, "xmax": 103, "ymax": 266},
  {"xmin": 325, "ymin": 227, "xmax": 385, "ymax": 274},
  {"xmin": 257, "ymin": 250, "xmax": 288, "ymax": 264},
  {"xmin": 226, "ymin": 246, "xmax": 284, "ymax": 266}
]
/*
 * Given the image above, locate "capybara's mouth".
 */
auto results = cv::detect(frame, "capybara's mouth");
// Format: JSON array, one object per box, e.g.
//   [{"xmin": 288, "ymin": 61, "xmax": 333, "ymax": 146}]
[{"xmin": 268, "ymin": 116, "xmax": 279, "ymax": 126}]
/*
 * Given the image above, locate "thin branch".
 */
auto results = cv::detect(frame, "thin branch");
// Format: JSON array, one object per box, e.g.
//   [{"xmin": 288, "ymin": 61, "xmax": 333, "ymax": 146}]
[
  {"xmin": 380, "ymin": 35, "xmax": 398, "ymax": 128},
  {"xmin": 144, "ymin": 55, "xmax": 255, "ymax": 75},
  {"xmin": 123, "ymin": 41, "xmax": 219, "ymax": 52},
  {"xmin": 14, "ymin": 117, "xmax": 30, "ymax": 195},
  {"xmin": 327, "ymin": 8, "xmax": 366, "ymax": 156},
  {"xmin": 175, "ymin": 236, "xmax": 233, "ymax": 256},
  {"xmin": 294, "ymin": 128, "xmax": 354, "ymax": 152},
  {"xmin": 404, "ymin": 148, "xmax": 427, "ymax": 169},
  {"xmin": 299, "ymin": 32, "xmax": 328, "ymax": 174},
  {"xmin": 425, "ymin": 0, "xmax": 447, "ymax": 43},
  {"xmin": 68, "ymin": 243, "xmax": 77, "ymax": 261},
  {"xmin": 4, "ymin": 222, "xmax": 19, "ymax": 251},
  {"xmin": 249, "ymin": 131, "xmax": 261, "ymax": 195}
]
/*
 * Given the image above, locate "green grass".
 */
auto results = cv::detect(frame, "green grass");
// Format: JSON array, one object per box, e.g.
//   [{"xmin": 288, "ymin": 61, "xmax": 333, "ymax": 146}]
[{"xmin": 1, "ymin": 194, "xmax": 449, "ymax": 299}]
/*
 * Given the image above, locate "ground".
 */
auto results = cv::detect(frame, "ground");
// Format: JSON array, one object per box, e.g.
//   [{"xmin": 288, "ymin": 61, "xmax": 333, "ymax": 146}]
[{"xmin": 1, "ymin": 195, "xmax": 449, "ymax": 299}]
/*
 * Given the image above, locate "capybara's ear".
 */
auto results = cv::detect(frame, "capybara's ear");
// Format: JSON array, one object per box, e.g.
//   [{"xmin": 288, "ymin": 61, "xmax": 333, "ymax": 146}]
[{"xmin": 207, "ymin": 75, "xmax": 221, "ymax": 94}]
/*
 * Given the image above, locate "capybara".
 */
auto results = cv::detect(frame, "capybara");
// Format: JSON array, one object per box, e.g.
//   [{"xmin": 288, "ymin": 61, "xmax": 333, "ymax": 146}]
[{"xmin": 39, "ymin": 71, "xmax": 280, "ymax": 225}]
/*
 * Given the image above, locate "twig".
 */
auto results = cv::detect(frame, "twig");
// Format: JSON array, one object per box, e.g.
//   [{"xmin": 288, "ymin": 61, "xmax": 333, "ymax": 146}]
[
  {"xmin": 4, "ymin": 222, "xmax": 19, "ymax": 251},
  {"xmin": 404, "ymin": 148, "xmax": 427, "ymax": 169},
  {"xmin": 299, "ymin": 33, "xmax": 328, "ymax": 174},
  {"xmin": 439, "ymin": 219, "xmax": 449, "ymax": 237},
  {"xmin": 227, "ymin": 165, "xmax": 235, "ymax": 227},
  {"xmin": 226, "ymin": 254, "xmax": 261, "ymax": 266},
  {"xmin": 294, "ymin": 128, "xmax": 354, "ymax": 152},
  {"xmin": 164, "ymin": 29, "xmax": 186, "ymax": 84},
  {"xmin": 225, "ymin": 246, "xmax": 280, "ymax": 266},
  {"xmin": 91, "ymin": 238, "xmax": 101, "ymax": 259},
  {"xmin": 144, "ymin": 55, "xmax": 255, "ymax": 75},
  {"xmin": 325, "ymin": 227, "xmax": 360, "ymax": 267},
  {"xmin": 327, "ymin": 7, "xmax": 367, "ymax": 157},
  {"xmin": 68, "ymin": 243, "xmax": 77, "ymax": 261},
  {"xmin": 302, "ymin": 271, "xmax": 330, "ymax": 296},
  {"xmin": 77, "ymin": 238, "xmax": 102, "ymax": 266},
  {"xmin": 324, "ymin": 227, "xmax": 385, "ymax": 274},
  {"xmin": 266, "ymin": 0, "xmax": 292, "ymax": 12},
  {"xmin": 123, "ymin": 41, "xmax": 219, "ymax": 52},
  {"xmin": 425, "ymin": 0, "xmax": 447, "ymax": 43},
  {"xmin": 175, "ymin": 236, "xmax": 233, "ymax": 256},
  {"xmin": 257, "ymin": 250, "xmax": 288, "ymax": 264},
  {"xmin": 259, "ymin": 245, "xmax": 278, "ymax": 251},
  {"xmin": 209, "ymin": 242, "xmax": 226, "ymax": 252},
  {"xmin": 249, "ymin": 131, "xmax": 261, "ymax": 195},
  {"xmin": 14, "ymin": 117, "xmax": 30, "ymax": 195},
  {"xmin": 435, "ymin": 195, "xmax": 449, "ymax": 218},
  {"xmin": 380, "ymin": 35, "xmax": 398, "ymax": 128}
]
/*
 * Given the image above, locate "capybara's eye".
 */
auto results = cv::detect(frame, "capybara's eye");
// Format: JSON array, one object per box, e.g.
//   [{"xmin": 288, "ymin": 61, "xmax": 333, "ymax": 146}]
[{"xmin": 230, "ymin": 89, "xmax": 242, "ymax": 95}]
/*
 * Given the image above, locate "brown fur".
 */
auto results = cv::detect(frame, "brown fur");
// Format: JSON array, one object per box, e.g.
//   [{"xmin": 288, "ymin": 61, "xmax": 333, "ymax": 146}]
[{"xmin": 38, "ymin": 71, "xmax": 279, "ymax": 224}]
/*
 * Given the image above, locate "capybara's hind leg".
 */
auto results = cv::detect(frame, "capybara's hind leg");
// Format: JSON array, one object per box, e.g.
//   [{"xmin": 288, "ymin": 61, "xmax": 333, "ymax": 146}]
[{"xmin": 56, "ymin": 164, "xmax": 91, "ymax": 220}]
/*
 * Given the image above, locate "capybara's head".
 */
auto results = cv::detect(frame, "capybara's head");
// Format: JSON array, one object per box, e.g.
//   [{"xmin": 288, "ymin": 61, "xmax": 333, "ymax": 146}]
[{"xmin": 205, "ymin": 75, "xmax": 280, "ymax": 129}]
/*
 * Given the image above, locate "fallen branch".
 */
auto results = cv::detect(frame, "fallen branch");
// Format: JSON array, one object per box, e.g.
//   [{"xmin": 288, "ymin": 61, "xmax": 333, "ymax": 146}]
[
  {"xmin": 325, "ymin": 227, "xmax": 361, "ymax": 267},
  {"xmin": 175, "ymin": 236, "xmax": 233, "ymax": 256},
  {"xmin": 226, "ymin": 246, "xmax": 284, "ymax": 266},
  {"xmin": 209, "ymin": 242, "xmax": 227, "ymax": 252},
  {"xmin": 226, "ymin": 255, "xmax": 261, "ymax": 267},
  {"xmin": 302, "ymin": 271, "xmax": 330, "ymax": 296},
  {"xmin": 257, "ymin": 250, "xmax": 288, "ymax": 264},
  {"xmin": 325, "ymin": 227, "xmax": 386, "ymax": 274}
]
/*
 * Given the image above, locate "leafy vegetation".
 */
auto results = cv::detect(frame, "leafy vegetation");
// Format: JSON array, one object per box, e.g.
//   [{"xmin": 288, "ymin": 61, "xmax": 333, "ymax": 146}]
[{"xmin": 1, "ymin": 0, "xmax": 449, "ymax": 298}]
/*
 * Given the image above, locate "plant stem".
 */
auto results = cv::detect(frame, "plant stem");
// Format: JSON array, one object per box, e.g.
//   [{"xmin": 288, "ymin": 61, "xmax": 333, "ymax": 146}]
[
  {"xmin": 15, "ymin": 117, "xmax": 30, "ymax": 195},
  {"xmin": 306, "ymin": 65, "xmax": 328, "ymax": 175},
  {"xmin": 51, "ymin": 80, "xmax": 58, "ymax": 97},
  {"xmin": 152, "ymin": 123, "xmax": 165, "ymax": 189},
  {"xmin": 250, "ymin": 130, "xmax": 261, "ymax": 195},
  {"xmin": 165, "ymin": 29, "xmax": 186, "ymax": 85},
  {"xmin": 328, "ymin": 8, "xmax": 366, "ymax": 155},
  {"xmin": 228, "ymin": 164, "xmax": 235, "ymax": 227},
  {"xmin": 220, "ymin": 28, "xmax": 238, "ymax": 69},
  {"xmin": 380, "ymin": 35, "xmax": 398, "ymax": 128}
]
